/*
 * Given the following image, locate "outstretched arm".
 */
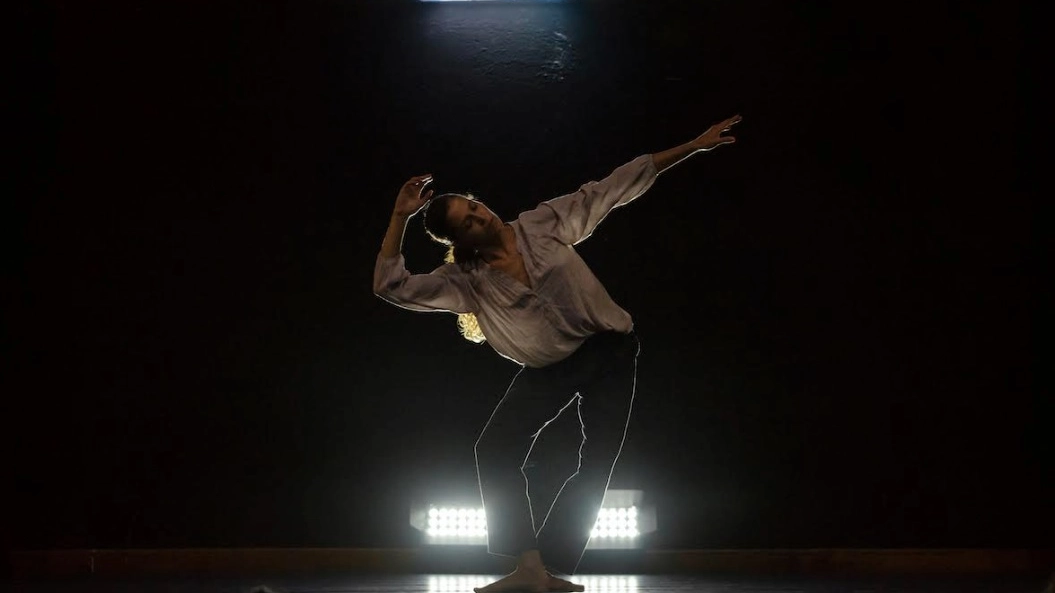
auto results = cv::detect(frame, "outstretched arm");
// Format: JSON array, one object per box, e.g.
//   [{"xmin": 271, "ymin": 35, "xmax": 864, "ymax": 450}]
[
  {"xmin": 520, "ymin": 114, "xmax": 743, "ymax": 245},
  {"xmin": 651, "ymin": 114, "xmax": 741, "ymax": 174}
]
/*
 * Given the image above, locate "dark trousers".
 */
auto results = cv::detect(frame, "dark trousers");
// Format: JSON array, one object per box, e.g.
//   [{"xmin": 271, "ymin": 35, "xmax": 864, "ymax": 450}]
[{"xmin": 474, "ymin": 330, "xmax": 640, "ymax": 576}]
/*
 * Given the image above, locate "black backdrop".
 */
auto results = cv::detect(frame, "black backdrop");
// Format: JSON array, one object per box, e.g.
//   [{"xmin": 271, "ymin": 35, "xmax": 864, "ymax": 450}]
[{"xmin": 7, "ymin": 0, "xmax": 1043, "ymax": 551}]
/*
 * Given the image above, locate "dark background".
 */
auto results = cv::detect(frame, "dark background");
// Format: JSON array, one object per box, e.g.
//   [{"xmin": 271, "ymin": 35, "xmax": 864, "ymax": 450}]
[{"xmin": 7, "ymin": 0, "xmax": 1044, "ymax": 552}]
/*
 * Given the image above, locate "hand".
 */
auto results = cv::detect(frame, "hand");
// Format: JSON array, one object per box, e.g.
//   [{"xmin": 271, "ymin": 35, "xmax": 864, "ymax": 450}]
[
  {"xmin": 392, "ymin": 174, "xmax": 434, "ymax": 219},
  {"xmin": 690, "ymin": 114, "xmax": 741, "ymax": 151}
]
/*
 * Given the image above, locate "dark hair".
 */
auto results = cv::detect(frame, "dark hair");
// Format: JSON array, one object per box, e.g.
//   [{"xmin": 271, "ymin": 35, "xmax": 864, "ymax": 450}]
[
  {"xmin": 423, "ymin": 193, "xmax": 480, "ymax": 266},
  {"xmin": 421, "ymin": 192, "xmax": 487, "ymax": 343}
]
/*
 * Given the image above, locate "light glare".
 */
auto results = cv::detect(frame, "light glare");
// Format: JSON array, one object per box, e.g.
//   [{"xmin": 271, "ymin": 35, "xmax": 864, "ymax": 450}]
[{"xmin": 423, "ymin": 504, "xmax": 642, "ymax": 546}]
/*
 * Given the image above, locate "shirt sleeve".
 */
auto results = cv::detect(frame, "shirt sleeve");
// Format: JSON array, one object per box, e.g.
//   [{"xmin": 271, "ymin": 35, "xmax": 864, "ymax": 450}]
[
  {"xmin": 373, "ymin": 253, "xmax": 477, "ymax": 314},
  {"xmin": 519, "ymin": 154, "xmax": 658, "ymax": 245}
]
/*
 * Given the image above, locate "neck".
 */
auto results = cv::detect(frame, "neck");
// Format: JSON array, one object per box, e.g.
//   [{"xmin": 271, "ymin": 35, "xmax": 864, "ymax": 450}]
[{"xmin": 476, "ymin": 224, "xmax": 516, "ymax": 263}]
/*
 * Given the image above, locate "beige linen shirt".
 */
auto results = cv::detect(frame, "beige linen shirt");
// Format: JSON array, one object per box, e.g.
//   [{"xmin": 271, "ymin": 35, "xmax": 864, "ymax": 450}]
[{"xmin": 373, "ymin": 154, "xmax": 658, "ymax": 368}]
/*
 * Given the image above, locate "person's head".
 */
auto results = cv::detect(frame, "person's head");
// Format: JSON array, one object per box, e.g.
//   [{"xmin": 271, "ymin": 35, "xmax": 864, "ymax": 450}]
[
  {"xmin": 423, "ymin": 192, "xmax": 502, "ymax": 264},
  {"xmin": 421, "ymin": 192, "xmax": 492, "ymax": 345}
]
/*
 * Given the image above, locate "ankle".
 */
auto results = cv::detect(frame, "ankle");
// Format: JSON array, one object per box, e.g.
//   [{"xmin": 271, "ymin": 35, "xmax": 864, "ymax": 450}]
[{"xmin": 516, "ymin": 549, "xmax": 545, "ymax": 572}]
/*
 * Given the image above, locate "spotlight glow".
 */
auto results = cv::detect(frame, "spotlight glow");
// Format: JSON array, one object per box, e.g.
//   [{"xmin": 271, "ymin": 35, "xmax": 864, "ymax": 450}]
[
  {"xmin": 426, "ymin": 506, "xmax": 489, "ymax": 538},
  {"xmin": 590, "ymin": 506, "xmax": 640, "ymax": 539},
  {"xmin": 423, "ymin": 505, "xmax": 640, "ymax": 544},
  {"xmin": 413, "ymin": 490, "xmax": 653, "ymax": 550}
]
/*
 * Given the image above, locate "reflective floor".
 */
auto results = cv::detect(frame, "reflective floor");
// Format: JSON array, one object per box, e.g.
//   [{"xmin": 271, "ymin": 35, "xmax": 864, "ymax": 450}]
[{"xmin": 6, "ymin": 573, "xmax": 1050, "ymax": 593}]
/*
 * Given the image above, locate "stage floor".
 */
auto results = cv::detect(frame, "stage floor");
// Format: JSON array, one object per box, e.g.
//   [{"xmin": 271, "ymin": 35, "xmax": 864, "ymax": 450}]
[{"xmin": 7, "ymin": 573, "xmax": 1049, "ymax": 593}]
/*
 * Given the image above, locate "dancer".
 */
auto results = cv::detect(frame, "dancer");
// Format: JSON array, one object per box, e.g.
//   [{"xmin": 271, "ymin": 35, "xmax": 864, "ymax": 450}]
[{"xmin": 374, "ymin": 114, "xmax": 741, "ymax": 592}]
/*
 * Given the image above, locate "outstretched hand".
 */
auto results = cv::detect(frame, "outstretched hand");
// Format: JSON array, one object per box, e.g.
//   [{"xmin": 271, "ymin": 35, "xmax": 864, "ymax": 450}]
[
  {"xmin": 690, "ymin": 114, "xmax": 741, "ymax": 151},
  {"xmin": 392, "ymin": 174, "xmax": 434, "ymax": 219}
]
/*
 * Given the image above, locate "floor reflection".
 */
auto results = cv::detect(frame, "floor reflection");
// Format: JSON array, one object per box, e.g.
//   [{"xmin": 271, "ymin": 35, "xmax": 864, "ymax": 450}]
[{"xmin": 427, "ymin": 574, "xmax": 638, "ymax": 593}]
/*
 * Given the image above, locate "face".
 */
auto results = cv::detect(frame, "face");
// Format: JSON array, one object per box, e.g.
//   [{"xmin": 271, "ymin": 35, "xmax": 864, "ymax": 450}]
[{"xmin": 444, "ymin": 196, "xmax": 500, "ymax": 248}]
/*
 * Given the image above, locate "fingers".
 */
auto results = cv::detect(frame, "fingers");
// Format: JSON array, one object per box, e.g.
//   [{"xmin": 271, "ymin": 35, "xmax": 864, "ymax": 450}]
[
  {"xmin": 406, "ymin": 174, "xmax": 433, "ymax": 188},
  {"xmin": 719, "ymin": 114, "xmax": 742, "ymax": 132},
  {"xmin": 416, "ymin": 177, "xmax": 434, "ymax": 200},
  {"xmin": 401, "ymin": 174, "xmax": 435, "ymax": 201}
]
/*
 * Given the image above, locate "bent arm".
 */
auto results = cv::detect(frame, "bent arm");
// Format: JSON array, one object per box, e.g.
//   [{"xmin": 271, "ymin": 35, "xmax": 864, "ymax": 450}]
[
  {"xmin": 381, "ymin": 173, "xmax": 433, "ymax": 259},
  {"xmin": 380, "ymin": 213, "xmax": 410, "ymax": 259},
  {"xmin": 373, "ymin": 173, "xmax": 477, "ymax": 312},
  {"xmin": 373, "ymin": 254, "xmax": 476, "ymax": 314}
]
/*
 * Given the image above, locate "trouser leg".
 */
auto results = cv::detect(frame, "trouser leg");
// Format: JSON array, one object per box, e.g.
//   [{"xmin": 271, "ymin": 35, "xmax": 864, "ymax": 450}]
[
  {"xmin": 535, "ymin": 331, "xmax": 639, "ymax": 576},
  {"xmin": 474, "ymin": 366, "xmax": 577, "ymax": 559}
]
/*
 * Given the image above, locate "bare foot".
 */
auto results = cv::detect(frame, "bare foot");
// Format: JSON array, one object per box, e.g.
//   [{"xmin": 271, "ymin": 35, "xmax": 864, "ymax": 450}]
[
  {"xmin": 473, "ymin": 566, "xmax": 548, "ymax": 593},
  {"xmin": 546, "ymin": 573, "xmax": 585, "ymax": 592}
]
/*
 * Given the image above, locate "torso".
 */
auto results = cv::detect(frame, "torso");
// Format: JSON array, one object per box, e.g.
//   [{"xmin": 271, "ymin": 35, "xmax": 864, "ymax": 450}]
[
  {"xmin": 484, "ymin": 223, "xmax": 533, "ymax": 289},
  {"xmin": 489, "ymin": 252, "xmax": 532, "ymax": 289}
]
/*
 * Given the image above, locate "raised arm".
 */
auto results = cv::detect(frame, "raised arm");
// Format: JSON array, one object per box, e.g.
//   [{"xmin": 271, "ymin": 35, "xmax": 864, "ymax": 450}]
[
  {"xmin": 374, "ymin": 174, "xmax": 476, "ymax": 314},
  {"xmin": 380, "ymin": 173, "xmax": 434, "ymax": 259},
  {"xmin": 651, "ymin": 114, "xmax": 741, "ymax": 174}
]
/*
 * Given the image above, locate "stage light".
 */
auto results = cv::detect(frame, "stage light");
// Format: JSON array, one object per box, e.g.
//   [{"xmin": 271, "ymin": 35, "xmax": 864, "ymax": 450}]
[
  {"xmin": 591, "ymin": 507, "xmax": 639, "ymax": 539},
  {"xmin": 585, "ymin": 490, "xmax": 654, "ymax": 550},
  {"xmin": 410, "ymin": 489, "xmax": 656, "ymax": 549},
  {"xmin": 426, "ymin": 506, "xmax": 488, "ymax": 538}
]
